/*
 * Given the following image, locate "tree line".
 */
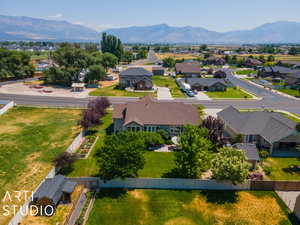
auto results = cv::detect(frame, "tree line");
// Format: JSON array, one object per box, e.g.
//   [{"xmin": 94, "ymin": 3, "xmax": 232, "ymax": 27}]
[{"xmin": 0, "ymin": 48, "xmax": 35, "ymax": 80}]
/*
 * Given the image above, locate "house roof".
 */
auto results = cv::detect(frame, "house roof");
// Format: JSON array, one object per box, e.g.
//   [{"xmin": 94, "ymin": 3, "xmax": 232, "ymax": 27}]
[
  {"xmin": 217, "ymin": 106, "xmax": 297, "ymax": 143},
  {"xmin": 233, "ymin": 143, "xmax": 260, "ymax": 161},
  {"xmin": 245, "ymin": 58, "xmax": 262, "ymax": 65},
  {"xmin": 152, "ymin": 67, "xmax": 164, "ymax": 71},
  {"xmin": 33, "ymin": 175, "xmax": 77, "ymax": 205},
  {"xmin": 261, "ymin": 66, "xmax": 297, "ymax": 74},
  {"xmin": 120, "ymin": 67, "xmax": 153, "ymax": 76},
  {"xmin": 113, "ymin": 95, "xmax": 200, "ymax": 126},
  {"xmin": 187, "ymin": 78, "xmax": 227, "ymax": 87},
  {"xmin": 175, "ymin": 62, "xmax": 200, "ymax": 74},
  {"xmin": 279, "ymin": 60, "xmax": 300, "ymax": 66}
]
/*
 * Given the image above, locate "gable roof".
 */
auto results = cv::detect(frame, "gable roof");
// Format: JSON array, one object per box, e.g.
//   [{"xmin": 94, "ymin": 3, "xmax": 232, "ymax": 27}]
[
  {"xmin": 33, "ymin": 175, "xmax": 77, "ymax": 205},
  {"xmin": 120, "ymin": 67, "xmax": 153, "ymax": 76},
  {"xmin": 113, "ymin": 95, "xmax": 200, "ymax": 126},
  {"xmin": 217, "ymin": 106, "xmax": 297, "ymax": 143},
  {"xmin": 233, "ymin": 143, "xmax": 260, "ymax": 161},
  {"xmin": 261, "ymin": 66, "xmax": 297, "ymax": 74},
  {"xmin": 187, "ymin": 78, "xmax": 227, "ymax": 87},
  {"xmin": 175, "ymin": 62, "xmax": 200, "ymax": 74}
]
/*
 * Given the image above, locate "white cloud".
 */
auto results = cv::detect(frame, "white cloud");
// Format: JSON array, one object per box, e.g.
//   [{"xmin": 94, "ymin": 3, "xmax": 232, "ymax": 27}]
[{"xmin": 48, "ymin": 13, "xmax": 63, "ymax": 19}]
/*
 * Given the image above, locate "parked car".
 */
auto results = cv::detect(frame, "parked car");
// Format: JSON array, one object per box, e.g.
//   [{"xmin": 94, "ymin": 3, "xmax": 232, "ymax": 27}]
[{"xmin": 186, "ymin": 89, "xmax": 195, "ymax": 97}]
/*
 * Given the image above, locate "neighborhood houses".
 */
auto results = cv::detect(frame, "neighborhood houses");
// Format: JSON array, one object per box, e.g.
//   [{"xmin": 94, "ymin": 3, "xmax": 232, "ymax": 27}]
[{"xmin": 2, "ymin": 21, "xmax": 300, "ymax": 225}]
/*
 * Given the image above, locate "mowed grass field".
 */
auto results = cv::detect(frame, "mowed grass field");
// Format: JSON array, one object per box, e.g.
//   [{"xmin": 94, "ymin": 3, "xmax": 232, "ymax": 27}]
[
  {"xmin": 87, "ymin": 189, "xmax": 297, "ymax": 225},
  {"xmin": 152, "ymin": 76, "xmax": 186, "ymax": 98},
  {"xmin": 205, "ymin": 87, "xmax": 253, "ymax": 99},
  {"xmin": 0, "ymin": 107, "xmax": 81, "ymax": 224}
]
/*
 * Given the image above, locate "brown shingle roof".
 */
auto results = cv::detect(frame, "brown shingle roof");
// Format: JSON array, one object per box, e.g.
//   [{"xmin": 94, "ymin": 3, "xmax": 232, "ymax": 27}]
[
  {"xmin": 175, "ymin": 62, "xmax": 200, "ymax": 74},
  {"xmin": 113, "ymin": 95, "xmax": 200, "ymax": 126}
]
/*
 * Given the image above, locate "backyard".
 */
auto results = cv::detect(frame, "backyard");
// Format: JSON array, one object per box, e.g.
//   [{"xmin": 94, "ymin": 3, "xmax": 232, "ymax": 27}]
[
  {"xmin": 86, "ymin": 189, "xmax": 297, "ymax": 225},
  {"xmin": 236, "ymin": 69, "xmax": 257, "ymax": 75},
  {"xmin": 205, "ymin": 87, "xmax": 253, "ymax": 99},
  {"xmin": 0, "ymin": 107, "xmax": 81, "ymax": 224},
  {"xmin": 152, "ymin": 75, "xmax": 186, "ymax": 98},
  {"xmin": 264, "ymin": 157, "xmax": 300, "ymax": 181},
  {"xmin": 89, "ymin": 84, "xmax": 156, "ymax": 97}
]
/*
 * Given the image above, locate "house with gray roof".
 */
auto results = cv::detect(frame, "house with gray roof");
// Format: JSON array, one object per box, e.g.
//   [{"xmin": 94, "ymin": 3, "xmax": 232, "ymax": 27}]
[
  {"xmin": 233, "ymin": 143, "xmax": 260, "ymax": 169},
  {"xmin": 113, "ymin": 95, "xmax": 200, "ymax": 136},
  {"xmin": 175, "ymin": 62, "xmax": 201, "ymax": 77},
  {"xmin": 31, "ymin": 175, "xmax": 77, "ymax": 209},
  {"xmin": 258, "ymin": 66, "xmax": 299, "ymax": 78},
  {"xmin": 218, "ymin": 106, "xmax": 300, "ymax": 154},
  {"xmin": 119, "ymin": 67, "xmax": 153, "ymax": 90},
  {"xmin": 186, "ymin": 78, "xmax": 227, "ymax": 92}
]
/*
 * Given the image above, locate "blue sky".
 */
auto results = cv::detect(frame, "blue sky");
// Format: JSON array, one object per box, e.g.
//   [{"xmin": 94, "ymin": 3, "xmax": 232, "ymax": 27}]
[{"xmin": 1, "ymin": 0, "xmax": 300, "ymax": 32}]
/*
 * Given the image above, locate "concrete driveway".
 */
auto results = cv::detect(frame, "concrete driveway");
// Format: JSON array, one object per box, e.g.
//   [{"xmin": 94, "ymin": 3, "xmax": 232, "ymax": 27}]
[
  {"xmin": 157, "ymin": 87, "xmax": 173, "ymax": 100},
  {"xmin": 195, "ymin": 92, "xmax": 211, "ymax": 100}
]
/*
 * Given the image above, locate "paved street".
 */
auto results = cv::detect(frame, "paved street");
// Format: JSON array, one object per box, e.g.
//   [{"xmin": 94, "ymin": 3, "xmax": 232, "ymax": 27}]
[{"xmin": 1, "ymin": 69, "xmax": 300, "ymax": 114}]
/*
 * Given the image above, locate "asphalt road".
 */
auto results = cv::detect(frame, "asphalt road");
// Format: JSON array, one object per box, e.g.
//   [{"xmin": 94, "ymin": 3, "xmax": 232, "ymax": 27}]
[
  {"xmin": 147, "ymin": 50, "xmax": 159, "ymax": 63},
  {"xmin": 1, "ymin": 69, "xmax": 300, "ymax": 114}
]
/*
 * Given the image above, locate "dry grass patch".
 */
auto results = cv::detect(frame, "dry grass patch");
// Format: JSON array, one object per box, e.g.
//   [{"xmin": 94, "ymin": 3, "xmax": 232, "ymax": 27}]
[{"xmin": 184, "ymin": 192, "xmax": 287, "ymax": 225}]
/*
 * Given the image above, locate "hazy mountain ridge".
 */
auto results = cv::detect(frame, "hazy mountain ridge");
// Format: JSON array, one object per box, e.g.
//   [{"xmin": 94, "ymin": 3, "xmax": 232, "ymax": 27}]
[
  {"xmin": 105, "ymin": 22, "xmax": 300, "ymax": 44},
  {"xmin": 1, "ymin": 15, "xmax": 300, "ymax": 43},
  {"xmin": 0, "ymin": 15, "xmax": 99, "ymax": 41}
]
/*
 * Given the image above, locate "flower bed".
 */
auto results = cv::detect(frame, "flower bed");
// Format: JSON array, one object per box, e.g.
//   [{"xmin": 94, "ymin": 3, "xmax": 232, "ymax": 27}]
[{"xmin": 77, "ymin": 135, "xmax": 97, "ymax": 158}]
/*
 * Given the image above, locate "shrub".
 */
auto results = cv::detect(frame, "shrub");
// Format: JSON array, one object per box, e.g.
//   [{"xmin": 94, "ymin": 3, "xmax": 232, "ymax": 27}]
[{"xmin": 263, "ymin": 166, "xmax": 272, "ymax": 176}]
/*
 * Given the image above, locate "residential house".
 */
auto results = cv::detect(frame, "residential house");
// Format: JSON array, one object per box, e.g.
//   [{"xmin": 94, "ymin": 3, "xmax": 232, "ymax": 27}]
[
  {"xmin": 214, "ymin": 70, "xmax": 227, "ymax": 78},
  {"xmin": 31, "ymin": 175, "xmax": 77, "ymax": 209},
  {"xmin": 152, "ymin": 67, "xmax": 165, "ymax": 76},
  {"xmin": 119, "ymin": 67, "xmax": 153, "ymax": 90},
  {"xmin": 244, "ymin": 58, "xmax": 263, "ymax": 68},
  {"xmin": 285, "ymin": 72, "xmax": 300, "ymax": 89},
  {"xmin": 186, "ymin": 78, "xmax": 227, "ymax": 91},
  {"xmin": 257, "ymin": 66, "xmax": 296, "ymax": 78},
  {"xmin": 113, "ymin": 95, "xmax": 200, "ymax": 136},
  {"xmin": 277, "ymin": 60, "xmax": 300, "ymax": 69},
  {"xmin": 233, "ymin": 143, "xmax": 260, "ymax": 169},
  {"xmin": 204, "ymin": 56, "xmax": 226, "ymax": 65},
  {"xmin": 217, "ymin": 106, "xmax": 300, "ymax": 154},
  {"xmin": 175, "ymin": 62, "xmax": 201, "ymax": 77}
]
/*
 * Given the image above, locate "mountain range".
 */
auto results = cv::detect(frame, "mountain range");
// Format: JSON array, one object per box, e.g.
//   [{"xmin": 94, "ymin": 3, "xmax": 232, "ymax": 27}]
[{"xmin": 1, "ymin": 15, "xmax": 300, "ymax": 44}]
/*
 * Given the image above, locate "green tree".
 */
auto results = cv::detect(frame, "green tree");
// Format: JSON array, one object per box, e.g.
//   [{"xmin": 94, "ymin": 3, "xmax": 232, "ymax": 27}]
[
  {"xmin": 267, "ymin": 55, "xmax": 275, "ymax": 62},
  {"xmin": 136, "ymin": 49, "xmax": 148, "ymax": 60},
  {"xmin": 101, "ymin": 32, "xmax": 124, "ymax": 61},
  {"xmin": 97, "ymin": 132, "xmax": 145, "ymax": 181},
  {"xmin": 288, "ymin": 47, "xmax": 300, "ymax": 55},
  {"xmin": 85, "ymin": 65, "xmax": 106, "ymax": 84},
  {"xmin": 174, "ymin": 125, "xmax": 213, "ymax": 178},
  {"xmin": 101, "ymin": 52, "xmax": 118, "ymax": 71},
  {"xmin": 122, "ymin": 51, "xmax": 134, "ymax": 64},
  {"xmin": 163, "ymin": 57, "xmax": 175, "ymax": 68},
  {"xmin": 200, "ymin": 44, "xmax": 208, "ymax": 51},
  {"xmin": 211, "ymin": 147, "xmax": 249, "ymax": 184}
]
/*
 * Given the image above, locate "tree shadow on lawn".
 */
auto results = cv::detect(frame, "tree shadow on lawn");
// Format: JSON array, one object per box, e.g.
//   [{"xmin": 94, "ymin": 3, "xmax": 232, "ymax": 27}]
[
  {"xmin": 200, "ymin": 190, "xmax": 239, "ymax": 205},
  {"xmin": 96, "ymin": 188, "xmax": 128, "ymax": 199}
]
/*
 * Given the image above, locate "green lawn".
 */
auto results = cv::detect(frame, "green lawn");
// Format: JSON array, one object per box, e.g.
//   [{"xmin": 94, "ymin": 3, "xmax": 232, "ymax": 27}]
[
  {"xmin": 0, "ymin": 107, "xmax": 81, "ymax": 224},
  {"xmin": 236, "ymin": 70, "xmax": 257, "ymax": 75},
  {"xmin": 152, "ymin": 75, "xmax": 186, "ymax": 98},
  {"xmin": 86, "ymin": 189, "xmax": 297, "ymax": 225},
  {"xmin": 63, "ymin": 112, "xmax": 113, "ymax": 177},
  {"xmin": 138, "ymin": 152, "xmax": 175, "ymax": 178},
  {"xmin": 205, "ymin": 87, "xmax": 253, "ymax": 99},
  {"xmin": 265, "ymin": 157, "xmax": 300, "ymax": 180},
  {"xmin": 89, "ymin": 84, "xmax": 156, "ymax": 97},
  {"xmin": 278, "ymin": 88, "xmax": 300, "ymax": 97}
]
